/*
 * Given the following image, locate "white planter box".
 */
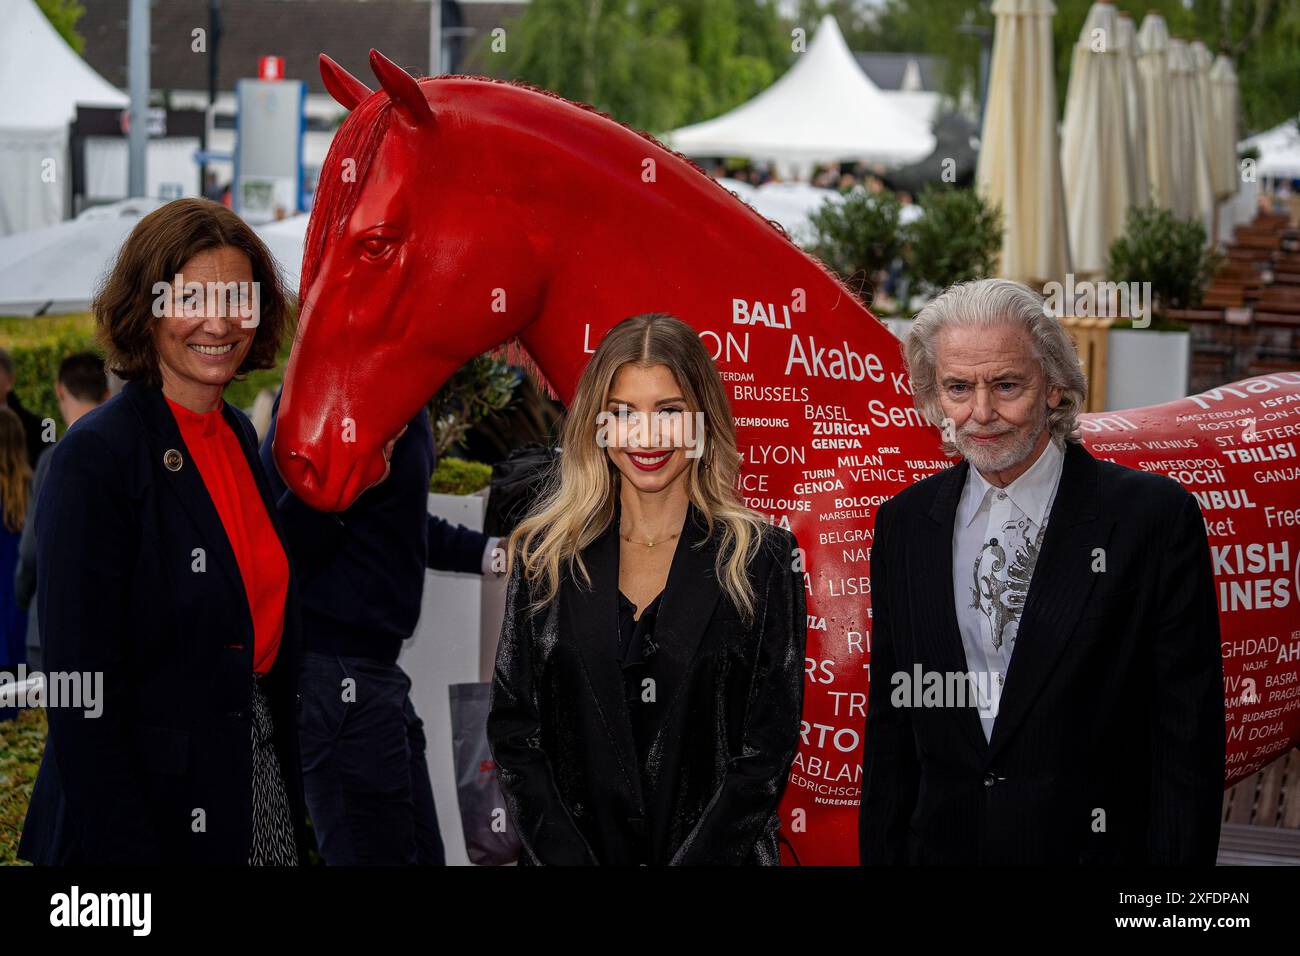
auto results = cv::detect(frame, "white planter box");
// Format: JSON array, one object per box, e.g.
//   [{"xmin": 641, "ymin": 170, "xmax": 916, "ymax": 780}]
[
  {"xmin": 1105, "ymin": 328, "xmax": 1191, "ymax": 410},
  {"xmin": 399, "ymin": 490, "xmax": 507, "ymax": 866}
]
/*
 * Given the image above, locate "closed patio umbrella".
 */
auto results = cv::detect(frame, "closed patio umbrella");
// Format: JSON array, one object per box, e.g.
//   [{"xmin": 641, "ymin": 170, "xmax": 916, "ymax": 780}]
[
  {"xmin": 1136, "ymin": 13, "xmax": 1175, "ymax": 211},
  {"xmin": 1187, "ymin": 40, "xmax": 1219, "ymax": 233},
  {"xmin": 1165, "ymin": 38, "xmax": 1213, "ymax": 227},
  {"xmin": 1061, "ymin": 0, "xmax": 1134, "ymax": 277},
  {"xmin": 1116, "ymin": 13, "xmax": 1150, "ymax": 207},
  {"xmin": 977, "ymin": 0, "xmax": 1071, "ymax": 286},
  {"xmin": 1210, "ymin": 54, "xmax": 1240, "ymax": 202}
]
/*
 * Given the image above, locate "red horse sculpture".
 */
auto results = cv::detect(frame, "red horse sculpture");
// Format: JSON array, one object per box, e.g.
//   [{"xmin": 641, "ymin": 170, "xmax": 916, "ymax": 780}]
[{"xmin": 275, "ymin": 49, "xmax": 1300, "ymax": 865}]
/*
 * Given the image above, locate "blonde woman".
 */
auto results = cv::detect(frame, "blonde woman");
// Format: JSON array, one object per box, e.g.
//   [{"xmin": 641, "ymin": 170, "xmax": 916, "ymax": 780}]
[{"xmin": 487, "ymin": 313, "xmax": 807, "ymax": 866}]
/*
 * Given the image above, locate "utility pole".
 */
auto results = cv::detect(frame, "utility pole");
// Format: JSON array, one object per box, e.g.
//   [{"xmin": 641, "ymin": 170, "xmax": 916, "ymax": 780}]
[
  {"xmin": 127, "ymin": 0, "xmax": 150, "ymax": 198},
  {"xmin": 957, "ymin": 7, "xmax": 994, "ymax": 128},
  {"xmin": 200, "ymin": 0, "xmax": 222, "ymax": 197},
  {"xmin": 430, "ymin": 0, "xmax": 442, "ymax": 76}
]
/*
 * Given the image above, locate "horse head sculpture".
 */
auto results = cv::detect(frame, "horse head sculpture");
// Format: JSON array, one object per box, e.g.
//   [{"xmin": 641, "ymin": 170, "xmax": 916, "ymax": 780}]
[{"xmin": 275, "ymin": 49, "xmax": 1300, "ymax": 864}]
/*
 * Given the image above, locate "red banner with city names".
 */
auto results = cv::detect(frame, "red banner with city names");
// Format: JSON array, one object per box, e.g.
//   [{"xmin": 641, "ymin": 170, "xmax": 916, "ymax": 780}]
[{"xmin": 714, "ymin": 305, "xmax": 1299, "ymax": 865}]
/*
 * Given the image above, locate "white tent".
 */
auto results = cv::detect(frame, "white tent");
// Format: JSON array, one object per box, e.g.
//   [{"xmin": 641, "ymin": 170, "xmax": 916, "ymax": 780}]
[
  {"xmin": 1240, "ymin": 120, "xmax": 1300, "ymax": 182},
  {"xmin": 0, "ymin": 0, "xmax": 129, "ymax": 236},
  {"xmin": 880, "ymin": 57, "xmax": 943, "ymax": 128},
  {"xmin": 0, "ymin": 197, "xmax": 163, "ymax": 315},
  {"xmin": 745, "ymin": 181, "xmax": 844, "ymax": 245},
  {"xmin": 256, "ymin": 212, "xmax": 311, "ymax": 295},
  {"xmin": 665, "ymin": 16, "xmax": 935, "ymax": 179}
]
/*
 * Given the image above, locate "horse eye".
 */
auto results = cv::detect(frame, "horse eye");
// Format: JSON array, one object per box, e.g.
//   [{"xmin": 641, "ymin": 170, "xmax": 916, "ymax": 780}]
[{"xmin": 361, "ymin": 236, "xmax": 391, "ymax": 257}]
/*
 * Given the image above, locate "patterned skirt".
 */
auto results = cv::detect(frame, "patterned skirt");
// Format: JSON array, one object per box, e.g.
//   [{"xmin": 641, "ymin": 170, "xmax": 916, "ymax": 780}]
[{"xmin": 249, "ymin": 674, "xmax": 299, "ymax": 866}]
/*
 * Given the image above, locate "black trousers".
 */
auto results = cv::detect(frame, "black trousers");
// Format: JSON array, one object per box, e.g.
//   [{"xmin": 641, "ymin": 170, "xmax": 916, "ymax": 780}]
[{"xmin": 298, "ymin": 649, "xmax": 446, "ymax": 865}]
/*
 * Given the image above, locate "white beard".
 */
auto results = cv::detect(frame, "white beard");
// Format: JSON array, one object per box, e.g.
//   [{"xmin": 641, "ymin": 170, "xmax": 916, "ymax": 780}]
[{"xmin": 955, "ymin": 403, "xmax": 1049, "ymax": 476}]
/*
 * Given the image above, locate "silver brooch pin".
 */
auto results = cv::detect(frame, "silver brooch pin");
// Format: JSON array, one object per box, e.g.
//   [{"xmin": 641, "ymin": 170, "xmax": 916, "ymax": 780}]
[{"xmin": 163, "ymin": 449, "xmax": 184, "ymax": 472}]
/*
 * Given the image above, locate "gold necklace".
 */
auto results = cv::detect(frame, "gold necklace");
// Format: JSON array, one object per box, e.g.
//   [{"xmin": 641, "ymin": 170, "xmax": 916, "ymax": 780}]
[{"xmin": 620, "ymin": 528, "xmax": 680, "ymax": 548}]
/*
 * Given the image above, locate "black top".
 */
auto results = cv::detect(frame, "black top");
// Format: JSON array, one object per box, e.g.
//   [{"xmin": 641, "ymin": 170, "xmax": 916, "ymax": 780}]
[
  {"xmin": 616, "ymin": 588, "xmax": 664, "ymax": 666},
  {"xmin": 616, "ymin": 587, "xmax": 664, "ymax": 807},
  {"xmin": 487, "ymin": 500, "xmax": 808, "ymax": 865}
]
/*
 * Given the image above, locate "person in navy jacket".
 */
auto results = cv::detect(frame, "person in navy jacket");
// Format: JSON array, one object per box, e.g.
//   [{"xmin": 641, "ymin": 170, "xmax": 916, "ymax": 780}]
[
  {"xmin": 18, "ymin": 198, "xmax": 308, "ymax": 865},
  {"xmin": 261, "ymin": 389, "xmax": 497, "ymax": 865}
]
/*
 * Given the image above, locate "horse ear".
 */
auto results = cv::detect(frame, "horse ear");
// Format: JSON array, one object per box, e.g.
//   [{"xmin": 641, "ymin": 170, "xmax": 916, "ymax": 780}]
[
  {"xmin": 368, "ymin": 49, "xmax": 435, "ymax": 128},
  {"xmin": 320, "ymin": 54, "xmax": 373, "ymax": 110}
]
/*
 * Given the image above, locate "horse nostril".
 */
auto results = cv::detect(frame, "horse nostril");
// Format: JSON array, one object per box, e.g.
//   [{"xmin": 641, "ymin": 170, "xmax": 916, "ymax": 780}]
[{"xmin": 280, "ymin": 448, "xmax": 322, "ymax": 493}]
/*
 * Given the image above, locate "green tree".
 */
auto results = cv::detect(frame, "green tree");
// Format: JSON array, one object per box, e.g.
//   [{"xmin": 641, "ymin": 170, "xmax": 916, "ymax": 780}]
[
  {"xmin": 429, "ymin": 354, "xmax": 520, "ymax": 459},
  {"xmin": 806, "ymin": 188, "xmax": 905, "ymax": 305},
  {"xmin": 846, "ymin": 0, "xmax": 989, "ymax": 110},
  {"xmin": 1193, "ymin": 0, "xmax": 1300, "ymax": 134},
  {"xmin": 905, "ymin": 185, "xmax": 1002, "ymax": 296},
  {"xmin": 666, "ymin": 0, "xmax": 790, "ymax": 123},
  {"xmin": 794, "ymin": 0, "xmax": 894, "ymax": 48},
  {"xmin": 493, "ymin": 0, "xmax": 791, "ymax": 132},
  {"xmin": 1107, "ymin": 204, "xmax": 1222, "ymax": 321},
  {"xmin": 841, "ymin": 0, "xmax": 1297, "ymax": 135},
  {"xmin": 37, "ymin": 0, "xmax": 86, "ymax": 54}
]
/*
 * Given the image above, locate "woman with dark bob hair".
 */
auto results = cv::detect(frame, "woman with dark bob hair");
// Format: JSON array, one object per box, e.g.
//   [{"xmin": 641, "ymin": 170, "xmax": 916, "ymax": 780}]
[{"xmin": 19, "ymin": 197, "xmax": 308, "ymax": 865}]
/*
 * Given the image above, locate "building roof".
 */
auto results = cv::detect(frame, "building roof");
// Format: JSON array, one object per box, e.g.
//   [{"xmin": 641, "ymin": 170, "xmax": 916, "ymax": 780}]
[
  {"xmin": 77, "ymin": 0, "xmax": 527, "ymax": 95},
  {"xmin": 852, "ymin": 51, "xmax": 943, "ymax": 92}
]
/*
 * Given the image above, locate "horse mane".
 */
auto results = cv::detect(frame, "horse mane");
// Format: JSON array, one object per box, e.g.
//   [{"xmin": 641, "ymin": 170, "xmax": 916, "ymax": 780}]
[
  {"xmin": 300, "ymin": 91, "xmax": 394, "ymax": 300},
  {"xmin": 300, "ymin": 71, "xmax": 874, "ymax": 403}
]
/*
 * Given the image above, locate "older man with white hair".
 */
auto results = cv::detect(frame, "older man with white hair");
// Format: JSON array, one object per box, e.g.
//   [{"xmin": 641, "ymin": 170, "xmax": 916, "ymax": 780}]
[{"xmin": 859, "ymin": 278, "xmax": 1224, "ymax": 866}]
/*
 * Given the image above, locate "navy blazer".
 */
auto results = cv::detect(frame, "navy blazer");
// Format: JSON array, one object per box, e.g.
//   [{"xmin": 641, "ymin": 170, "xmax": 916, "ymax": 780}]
[
  {"xmin": 18, "ymin": 381, "xmax": 309, "ymax": 865},
  {"xmin": 258, "ymin": 388, "xmax": 489, "ymax": 664}
]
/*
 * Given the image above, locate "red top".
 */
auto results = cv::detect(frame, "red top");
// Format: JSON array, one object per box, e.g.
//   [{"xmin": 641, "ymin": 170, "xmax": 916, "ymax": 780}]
[{"xmin": 166, "ymin": 395, "xmax": 288, "ymax": 674}]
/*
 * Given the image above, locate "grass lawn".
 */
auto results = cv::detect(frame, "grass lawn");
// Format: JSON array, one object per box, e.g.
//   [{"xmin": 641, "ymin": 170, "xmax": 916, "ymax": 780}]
[{"xmin": 0, "ymin": 708, "xmax": 45, "ymax": 865}]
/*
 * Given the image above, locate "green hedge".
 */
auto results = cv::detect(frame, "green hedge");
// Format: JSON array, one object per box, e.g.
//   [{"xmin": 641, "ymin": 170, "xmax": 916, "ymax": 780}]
[
  {"xmin": 2, "ymin": 316, "xmax": 495, "ymax": 495},
  {"xmin": 0, "ymin": 314, "xmax": 288, "ymax": 430},
  {"xmin": 0, "ymin": 315, "xmax": 99, "ymax": 434},
  {"xmin": 0, "ymin": 708, "xmax": 45, "ymax": 866},
  {"xmin": 431, "ymin": 457, "xmax": 492, "ymax": 496}
]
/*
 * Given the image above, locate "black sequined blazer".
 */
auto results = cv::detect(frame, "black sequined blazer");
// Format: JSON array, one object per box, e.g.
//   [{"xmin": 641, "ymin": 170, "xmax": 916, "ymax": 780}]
[{"xmin": 488, "ymin": 499, "xmax": 807, "ymax": 865}]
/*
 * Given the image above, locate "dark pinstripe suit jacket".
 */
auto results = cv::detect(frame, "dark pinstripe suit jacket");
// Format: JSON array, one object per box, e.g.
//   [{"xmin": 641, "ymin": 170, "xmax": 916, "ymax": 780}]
[{"xmin": 859, "ymin": 441, "xmax": 1225, "ymax": 865}]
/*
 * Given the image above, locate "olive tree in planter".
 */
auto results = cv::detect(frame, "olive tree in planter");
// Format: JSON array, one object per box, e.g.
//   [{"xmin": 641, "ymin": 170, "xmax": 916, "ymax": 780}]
[
  {"xmin": 429, "ymin": 353, "xmax": 521, "ymax": 462},
  {"xmin": 805, "ymin": 187, "xmax": 904, "ymax": 312},
  {"xmin": 904, "ymin": 185, "xmax": 1004, "ymax": 299},
  {"xmin": 875, "ymin": 185, "xmax": 1002, "ymax": 340},
  {"xmin": 1104, "ymin": 204, "xmax": 1221, "ymax": 409},
  {"xmin": 408, "ymin": 353, "xmax": 522, "ymax": 864}
]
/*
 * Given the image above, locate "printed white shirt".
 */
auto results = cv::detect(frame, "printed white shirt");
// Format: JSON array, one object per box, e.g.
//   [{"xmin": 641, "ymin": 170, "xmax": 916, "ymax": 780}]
[{"xmin": 952, "ymin": 439, "xmax": 1065, "ymax": 741}]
